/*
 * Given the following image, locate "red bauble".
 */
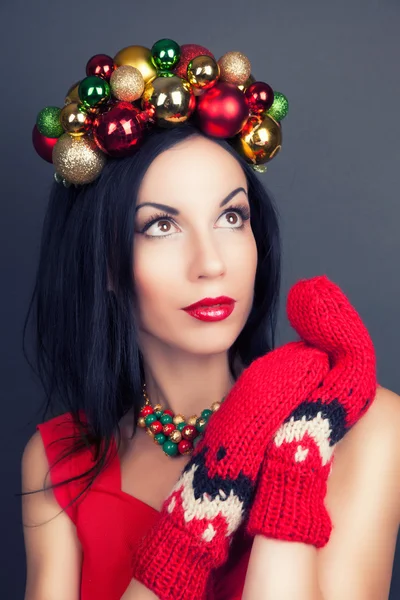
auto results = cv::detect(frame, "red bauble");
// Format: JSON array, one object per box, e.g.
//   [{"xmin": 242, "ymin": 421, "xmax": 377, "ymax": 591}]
[
  {"xmin": 173, "ymin": 44, "xmax": 215, "ymax": 79},
  {"xmin": 181, "ymin": 424, "xmax": 197, "ymax": 441},
  {"xmin": 196, "ymin": 82, "xmax": 250, "ymax": 137},
  {"xmin": 32, "ymin": 125, "xmax": 58, "ymax": 163},
  {"xmin": 150, "ymin": 421, "xmax": 164, "ymax": 435},
  {"xmin": 86, "ymin": 54, "xmax": 116, "ymax": 81},
  {"xmin": 244, "ymin": 82, "xmax": 274, "ymax": 115},
  {"xmin": 163, "ymin": 423, "xmax": 176, "ymax": 436},
  {"xmin": 178, "ymin": 439, "xmax": 193, "ymax": 455},
  {"xmin": 163, "ymin": 410, "xmax": 174, "ymax": 417},
  {"xmin": 140, "ymin": 405, "xmax": 154, "ymax": 418},
  {"xmin": 93, "ymin": 103, "xmax": 143, "ymax": 157}
]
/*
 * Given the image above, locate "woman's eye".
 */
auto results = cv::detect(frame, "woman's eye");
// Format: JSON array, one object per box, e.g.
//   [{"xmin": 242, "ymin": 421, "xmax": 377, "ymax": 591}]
[
  {"xmin": 218, "ymin": 210, "xmax": 244, "ymax": 228},
  {"xmin": 145, "ymin": 219, "xmax": 178, "ymax": 237}
]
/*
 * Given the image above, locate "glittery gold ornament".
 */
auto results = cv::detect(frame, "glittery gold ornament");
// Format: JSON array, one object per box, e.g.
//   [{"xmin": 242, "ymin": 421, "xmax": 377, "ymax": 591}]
[
  {"xmin": 211, "ymin": 401, "xmax": 222, "ymax": 412},
  {"xmin": 218, "ymin": 51, "xmax": 251, "ymax": 86},
  {"xmin": 52, "ymin": 133, "xmax": 107, "ymax": 185},
  {"xmin": 187, "ymin": 55, "xmax": 220, "ymax": 92},
  {"xmin": 141, "ymin": 75, "xmax": 195, "ymax": 127},
  {"xmin": 138, "ymin": 416, "xmax": 146, "ymax": 428},
  {"xmin": 235, "ymin": 113, "xmax": 282, "ymax": 166},
  {"xmin": 113, "ymin": 45, "xmax": 157, "ymax": 85},
  {"xmin": 238, "ymin": 73, "xmax": 256, "ymax": 92},
  {"xmin": 60, "ymin": 102, "xmax": 92, "ymax": 136},
  {"xmin": 110, "ymin": 65, "xmax": 145, "ymax": 102},
  {"xmin": 65, "ymin": 81, "xmax": 81, "ymax": 105},
  {"xmin": 169, "ymin": 430, "xmax": 182, "ymax": 443},
  {"xmin": 173, "ymin": 414, "xmax": 185, "ymax": 426},
  {"xmin": 153, "ymin": 404, "xmax": 162, "ymax": 412},
  {"xmin": 187, "ymin": 416, "xmax": 198, "ymax": 426}
]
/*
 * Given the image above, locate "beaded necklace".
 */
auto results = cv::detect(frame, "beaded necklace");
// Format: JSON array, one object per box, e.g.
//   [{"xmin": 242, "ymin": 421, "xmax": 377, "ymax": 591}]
[{"xmin": 137, "ymin": 383, "xmax": 224, "ymax": 457}]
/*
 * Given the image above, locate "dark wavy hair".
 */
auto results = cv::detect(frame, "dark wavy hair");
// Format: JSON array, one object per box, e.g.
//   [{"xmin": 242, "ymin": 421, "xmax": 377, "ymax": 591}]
[{"xmin": 20, "ymin": 121, "xmax": 282, "ymax": 520}]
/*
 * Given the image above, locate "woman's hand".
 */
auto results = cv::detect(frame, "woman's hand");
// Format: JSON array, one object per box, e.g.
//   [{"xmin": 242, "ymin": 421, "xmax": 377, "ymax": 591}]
[{"xmin": 129, "ymin": 275, "xmax": 377, "ymax": 600}]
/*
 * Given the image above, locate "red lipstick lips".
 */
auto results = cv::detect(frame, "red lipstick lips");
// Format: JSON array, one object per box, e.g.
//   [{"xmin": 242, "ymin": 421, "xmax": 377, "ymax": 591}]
[{"xmin": 182, "ymin": 296, "xmax": 236, "ymax": 322}]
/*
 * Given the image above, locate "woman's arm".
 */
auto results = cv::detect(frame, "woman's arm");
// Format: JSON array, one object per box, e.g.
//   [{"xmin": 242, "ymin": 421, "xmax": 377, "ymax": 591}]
[{"xmin": 120, "ymin": 578, "xmax": 159, "ymax": 599}]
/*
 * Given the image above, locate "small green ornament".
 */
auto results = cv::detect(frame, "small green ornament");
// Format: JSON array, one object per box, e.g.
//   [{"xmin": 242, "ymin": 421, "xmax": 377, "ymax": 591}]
[
  {"xmin": 266, "ymin": 91, "xmax": 289, "ymax": 122},
  {"xmin": 157, "ymin": 70, "xmax": 175, "ymax": 78},
  {"xmin": 201, "ymin": 409, "xmax": 213, "ymax": 420},
  {"xmin": 154, "ymin": 433, "xmax": 167, "ymax": 445},
  {"xmin": 36, "ymin": 106, "xmax": 64, "ymax": 138},
  {"xmin": 151, "ymin": 39, "xmax": 180, "ymax": 71},
  {"xmin": 196, "ymin": 417, "xmax": 208, "ymax": 433},
  {"xmin": 177, "ymin": 422, "xmax": 186, "ymax": 431},
  {"xmin": 160, "ymin": 413, "xmax": 173, "ymax": 425},
  {"xmin": 145, "ymin": 413, "xmax": 157, "ymax": 427},
  {"xmin": 78, "ymin": 75, "xmax": 110, "ymax": 108},
  {"xmin": 155, "ymin": 410, "xmax": 163, "ymax": 419},
  {"xmin": 163, "ymin": 439, "xmax": 179, "ymax": 456}
]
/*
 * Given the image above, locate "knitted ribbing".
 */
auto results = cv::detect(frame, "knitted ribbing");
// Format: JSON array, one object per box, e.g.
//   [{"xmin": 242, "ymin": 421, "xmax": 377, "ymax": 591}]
[{"xmin": 130, "ymin": 275, "xmax": 377, "ymax": 600}]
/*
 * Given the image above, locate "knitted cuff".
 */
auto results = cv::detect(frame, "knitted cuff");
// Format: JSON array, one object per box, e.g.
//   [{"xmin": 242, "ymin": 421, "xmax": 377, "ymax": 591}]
[
  {"xmin": 246, "ymin": 460, "xmax": 332, "ymax": 549},
  {"xmin": 130, "ymin": 509, "xmax": 216, "ymax": 600}
]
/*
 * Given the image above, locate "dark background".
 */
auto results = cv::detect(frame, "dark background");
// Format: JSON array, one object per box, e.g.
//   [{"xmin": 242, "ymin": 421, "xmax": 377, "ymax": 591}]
[{"xmin": 1, "ymin": 0, "xmax": 399, "ymax": 597}]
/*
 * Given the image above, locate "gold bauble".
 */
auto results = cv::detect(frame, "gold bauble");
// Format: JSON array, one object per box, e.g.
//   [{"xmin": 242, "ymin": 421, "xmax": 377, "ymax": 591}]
[
  {"xmin": 110, "ymin": 65, "xmax": 145, "ymax": 102},
  {"xmin": 138, "ymin": 416, "xmax": 146, "ymax": 428},
  {"xmin": 211, "ymin": 401, "xmax": 222, "ymax": 412},
  {"xmin": 187, "ymin": 55, "xmax": 220, "ymax": 91},
  {"xmin": 141, "ymin": 75, "xmax": 195, "ymax": 128},
  {"xmin": 169, "ymin": 430, "xmax": 182, "ymax": 443},
  {"xmin": 236, "ymin": 114, "xmax": 282, "ymax": 165},
  {"xmin": 154, "ymin": 404, "xmax": 163, "ymax": 412},
  {"xmin": 65, "ymin": 81, "xmax": 81, "ymax": 105},
  {"xmin": 238, "ymin": 73, "xmax": 256, "ymax": 92},
  {"xmin": 113, "ymin": 45, "xmax": 157, "ymax": 85},
  {"xmin": 218, "ymin": 51, "xmax": 251, "ymax": 86},
  {"xmin": 173, "ymin": 414, "xmax": 186, "ymax": 426},
  {"xmin": 60, "ymin": 102, "xmax": 92, "ymax": 136},
  {"xmin": 187, "ymin": 416, "xmax": 198, "ymax": 426},
  {"xmin": 52, "ymin": 133, "xmax": 106, "ymax": 185}
]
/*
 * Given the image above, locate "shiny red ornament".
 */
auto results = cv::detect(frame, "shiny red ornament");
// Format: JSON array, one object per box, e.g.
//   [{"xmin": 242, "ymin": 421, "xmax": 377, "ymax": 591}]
[
  {"xmin": 244, "ymin": 81, "xmax": 274, "ymax": 115},
  {"xmin": 150, "ymin": 421, "xmax": 164, "ymax": 435},
  {"xmin": 181, "ymin": 424, "xmax": 197, "ymax": 441},
  {"xmin": 196, "ymin": 82, "xmax": 250, "ymax": 138},
  {"xmin": 140, "ymin": 405, "xmax": 154, "ymax": 418},
  {"xmin": 163, "ymin": 423, "xmax": 176, "ymax": 436},
  {"xmin": 163, "ymin": 409, "xmax": 174, "ymax": 417},
  {"xmin": 86, "ymin": 54, "xmax": 116, "ymax": 81},
  {"xmin": 92, "ymin": 102, "xmax": 143, "ymax": 157},
  {"xmin": 32, "ymin": 125, "xmax": 58, "ymax": 163},
  {"xmin": 173, "ymin": 43, "xmax": 215, "ymax": 79},
  {"xmin": 178, "ymin": 439, "xmax": 193, "ymax": 455}
]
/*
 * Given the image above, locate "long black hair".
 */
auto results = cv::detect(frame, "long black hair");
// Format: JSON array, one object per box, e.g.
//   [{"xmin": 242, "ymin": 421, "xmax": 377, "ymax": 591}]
[{"xmin": 20, "ymin": 121, "xmax": 282, "ymax": 520}]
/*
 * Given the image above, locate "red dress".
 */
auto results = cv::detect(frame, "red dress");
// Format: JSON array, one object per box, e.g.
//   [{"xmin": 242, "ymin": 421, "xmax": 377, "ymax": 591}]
[{"xmin": 36, "ymin": 412, "xmax": 254, "ymax": 599}]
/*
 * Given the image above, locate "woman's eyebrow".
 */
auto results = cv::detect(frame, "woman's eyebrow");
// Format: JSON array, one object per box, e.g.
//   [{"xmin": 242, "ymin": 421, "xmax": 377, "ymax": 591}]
[{"xmin": 135, "ymin": 187, "xmax": 248, "ymax": 215}]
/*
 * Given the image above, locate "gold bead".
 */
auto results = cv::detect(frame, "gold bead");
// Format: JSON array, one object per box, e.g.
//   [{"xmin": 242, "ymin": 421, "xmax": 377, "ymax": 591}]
[
  {"xmin": 154, "ymin": 404, "xmax": 163, "ymax": 412},
  {"xmin": 169, "ymin": 430, "xmax": 182, "ymax": 443},
  {"xmin": 187, "ymin": 415, "xmax": 198, "ymax": 426},
  {"xmin": 173, "ymin": 414, "xmax": 185, "ymax": 425},
  {"xmin": 138, "ymin": 416, "xmax": 146, "ymax": 428},
  {"xmin": 211, "ymin": 402, "xmax": 221, "ymax": 412}
]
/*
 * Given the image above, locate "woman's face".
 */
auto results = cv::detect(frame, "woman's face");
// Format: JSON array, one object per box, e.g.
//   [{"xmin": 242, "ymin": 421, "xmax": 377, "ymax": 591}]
[{"xmin": 133, "ymin": 135, "xmax": 258, "ymax": 356}]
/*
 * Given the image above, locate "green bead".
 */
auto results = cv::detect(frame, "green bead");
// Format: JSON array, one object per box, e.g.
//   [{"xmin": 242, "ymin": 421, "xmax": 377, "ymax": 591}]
[
  {"xmin": 155, "ymin": 410, "xmax": 163, "ymax": 419},
  {"xmin": 36, "ymin": 106, "xmax": 64, "ymax": 138},
  {"xmin": 78, "ymin": 75, "xmax": 110, "ymax": 108},
  {"xmin": 266, "ymin": 91, "xmax": 289, "ymax": 122},
  {"xmin": 154, "ymin": 433, "xmax": 167, "ymax": 445},
  {"xmin": 201, "ymin": 409, "xmax": 213, "ymax": 420},
  {"xmin": 163, "ymin": 440, "xmax": 179, "ymax": 456},
  {"xmin": 196, "ymin": 418, "xmax": 207, "ymax": 433},
  {"xmin": 151, "ymin": 38, "xmax": 180, "ymax": 71},
  {"xmin": 177, "ymin": 422, "xmax": 186, "ymax": 431},
  {"xmin": 160, "ymin": 414, "xmax": 173, "ymax": 425},
  {"xmin": 145, "ymin": 413, "xmax": 157, "ymax": 427}
]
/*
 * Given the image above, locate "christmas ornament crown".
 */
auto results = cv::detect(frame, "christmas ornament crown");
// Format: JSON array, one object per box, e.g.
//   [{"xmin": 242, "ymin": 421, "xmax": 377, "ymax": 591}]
[{"xmin": 32, "ymin": 40, "xmax": 289, "ymax": 187}]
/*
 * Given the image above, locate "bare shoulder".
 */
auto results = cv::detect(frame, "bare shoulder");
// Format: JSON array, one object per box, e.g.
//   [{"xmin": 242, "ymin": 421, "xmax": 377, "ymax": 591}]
[{"xmin": 22, "ymin": 431, "xmax": 82, "ymax": 600}]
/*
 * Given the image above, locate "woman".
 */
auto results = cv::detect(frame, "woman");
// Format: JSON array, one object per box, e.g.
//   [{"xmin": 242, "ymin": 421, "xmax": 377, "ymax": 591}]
[{"xmin": 22, "ymin": 48, "xmax": 400, "ymax": 599}]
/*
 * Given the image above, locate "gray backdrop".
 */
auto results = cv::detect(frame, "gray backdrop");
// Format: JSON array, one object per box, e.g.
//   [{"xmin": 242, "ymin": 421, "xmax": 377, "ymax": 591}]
[{"xmin": 1, "ymin": 0, "xmax": 399, "ymax": 597}]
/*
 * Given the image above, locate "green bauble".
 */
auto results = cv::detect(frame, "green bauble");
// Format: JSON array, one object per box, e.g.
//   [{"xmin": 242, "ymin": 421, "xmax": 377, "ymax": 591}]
[
  {"xmin": 266, "ymin": 91, "xmax": 289, "ymax": 122},
  {"xmin": 36, "ymin": 106, "xmax": 64, "ymax": 138},
  {"xmin": 151, "ymin": 38, "xmax": 180, "ymax": 71},
  {"xmin": 78, "ymin": 76, "xmax": 110, "ymax": 108},
  {"xmin": 201, "ymin": 409, "xmax": 213, "ymax": 420},
  {"xmin": 154, "ymin": 410, "xmax": 163, "ymax": 419},
  {"xmin": 163, "ymin": 440, "xmax": 179, "ymax": 456},
  {"xmin": 177, "ymin": 422, "xmax": 186, "ymax": 432},
  {"xmin": 160, "ymin": 414, "xmax": 173, "ymax": 425},
  {"xmin": 145, "ymin": 413, "xmax": 157, "ymax": 427},
  {"xmin": 154, "ymin": 433, "xmax": 167, "ymax": 445}
]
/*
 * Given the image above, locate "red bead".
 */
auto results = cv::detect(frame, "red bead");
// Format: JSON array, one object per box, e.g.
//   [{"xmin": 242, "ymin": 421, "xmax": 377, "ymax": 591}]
[
  {"xmin": 244, "ymin": 82, "xmax": 274, "ymax": 115},
  {"xmin": 163, "ymin": 409, "xmax": 174, "ymax": 417},
  {"xmin": 150, "ymin": 421, "xmax": 163, "ymax": 434},
  {"xmin": 181, "ymin": 424, "xmax": 197, "ymax": 441},
  {"xmin": 86, "ymin": 54, "xmax": 116, "ymax": 81},
  {"xmin": 178, "ymin": 439, "xmax": 193, "ymax": 455},
  {"xmin": 140, "ymin": 406, "xmax": 154, "ymax": 418},
  {"xmin": 163, "ymin": 423, "xmax": 176, "ymax": 436}
]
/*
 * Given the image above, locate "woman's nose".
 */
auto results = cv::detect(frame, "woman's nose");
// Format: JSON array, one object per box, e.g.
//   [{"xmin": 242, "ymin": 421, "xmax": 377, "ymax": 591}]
[{"xmin": 187, "ymin": 233, "xmax": 226, "ymax": 280}]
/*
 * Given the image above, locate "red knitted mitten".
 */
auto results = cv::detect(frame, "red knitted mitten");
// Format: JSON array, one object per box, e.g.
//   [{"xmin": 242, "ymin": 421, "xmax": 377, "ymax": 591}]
[
  {"xmin": 246, "ymin": 275, "xmax": 377, "ymax": 547},
  {"xmin": 130, "ymin": 276, "xmax": 376, "ymax": 600}
]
